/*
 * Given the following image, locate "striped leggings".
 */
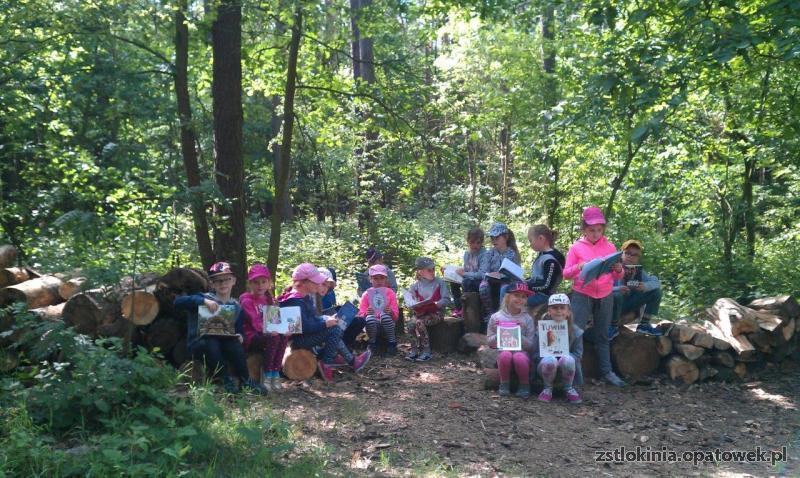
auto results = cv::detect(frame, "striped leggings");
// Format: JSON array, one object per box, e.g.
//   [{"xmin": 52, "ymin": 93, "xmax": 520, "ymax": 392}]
[{"xmin": 365, "ymin": 314, "xmax": 397, "ymax": 345}]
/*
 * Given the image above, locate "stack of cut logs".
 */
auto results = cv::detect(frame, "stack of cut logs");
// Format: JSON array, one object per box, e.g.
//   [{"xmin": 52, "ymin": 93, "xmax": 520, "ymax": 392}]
[{"xmin": 0, "ymin": 245, "xmax": 208, "ymax": 370}]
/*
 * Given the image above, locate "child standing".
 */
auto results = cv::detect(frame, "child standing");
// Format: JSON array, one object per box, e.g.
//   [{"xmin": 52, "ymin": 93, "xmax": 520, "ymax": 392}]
[
  {"xmin": 406, "ymin": 257, "xmax": 452, "ymax": 362},
  {"xmin": 239, "ymin": 264, "xmax": 290, "ymax": 391},
  {"xmin": 358, "ymin": 264, "xmax": 400, "ymax": 355},
  {"xmin": 174, "ymin": 262, "xmax": 268, "ymax": 395},
  {"xmin": 478, "ymin": 222, "xmax": 521, "ymax": 323},
  {"xmin": 449, "ymin": 226, "xmax": 486, "ymax": 317},
  {"xmin": 525, "ymin": 224, "xmax": 566, "ymax": 308},
  {"xmin": 563, "ymin": 206, "xmax": 626, "ymax": 387},
  {"xmin": 533, "ymin": 294, "xmax": 584, "ymax": 403},
  {"xmin": 280, "ymin": 263, "xmax": 371, "ymax": 382},
  {"xmin": 486, "ymin": 281, "xmax": 536, "ymax": 398}
]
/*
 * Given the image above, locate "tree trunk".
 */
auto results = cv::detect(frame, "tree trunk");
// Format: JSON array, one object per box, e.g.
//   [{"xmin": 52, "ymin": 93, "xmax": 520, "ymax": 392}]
[
  {"xmin": 211, "ymin": 0, "xmax": 247, "ymax": 294},
  {"xmin": 0, "ymin": 275, "xmax": 63, "ymax": 309},
  {"xmin": 541, "ymin": 4, "xmax": 559, "ymax": 227},
  {"xmin": 175, "ymin": 0, "xmax": 214, "ymax": 269},
  {"xmin": 267, "ymin": 3, "xmax": 302, "ymax": 276}
]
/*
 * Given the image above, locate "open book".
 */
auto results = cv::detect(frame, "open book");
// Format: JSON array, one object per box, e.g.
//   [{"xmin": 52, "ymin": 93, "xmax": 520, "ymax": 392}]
[
  {"xmin": 579, "ymin": 251, "xmax": 622, "ymax": 285},
  {"xmin": 499, "ymin": 258, "xmax": 524, "ymax": 281},
  {"xmin": 198, "ymin": 304, "xmax": 238, "ymax": 337},
  {"xmin": 402, "ymin": 289, "xmax": 435, "ymax": 309},
  {"xmin": 497, "ymin": 324, "xmax": 522, "ymax": 351},
  {"xmin": 264, "ymin": 305, "xmax": 303, "ymax": 334},
  {"xmin": 442, "ymin": 265, "xmax": 463, "ymax": 284},
  {"xmin": 538, "ymin": 319, "xmax": 570, "ymax": 357}
]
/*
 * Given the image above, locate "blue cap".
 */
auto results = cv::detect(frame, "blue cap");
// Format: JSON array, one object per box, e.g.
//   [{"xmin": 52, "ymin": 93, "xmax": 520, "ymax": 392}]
[{"xmin": 488, "ymin": 222, "xmax": 509, "ymax": 238}]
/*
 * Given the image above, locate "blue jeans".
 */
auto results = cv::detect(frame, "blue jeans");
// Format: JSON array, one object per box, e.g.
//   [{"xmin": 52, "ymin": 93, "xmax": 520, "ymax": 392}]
[
  {"xmin": 571, "ymin": 291, "xmax": 613, "ymax": 376},
  {"xmin": 612, "ymin": 288, "xmax": 662, "ymax": 326},
  {"xmin": 189, "ymin": 336, "xmax": 249, "ymax": 380},
  {"xmin": 292, "ymin": 326, "xmax": 353, "ymax": 365}
]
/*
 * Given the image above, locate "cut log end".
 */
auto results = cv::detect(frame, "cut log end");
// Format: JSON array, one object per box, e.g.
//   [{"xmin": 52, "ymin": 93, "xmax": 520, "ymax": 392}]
[
  {"xmin": 121, "ymin": 291, "xmax": 159, "ymax": 325},
  {"xmin": 282, "ymin": 347, "xmax": 317, "ymax": 381},
  {"xmin": 665, "ymin": 355, "xmax": 699, "ymax": 384}
]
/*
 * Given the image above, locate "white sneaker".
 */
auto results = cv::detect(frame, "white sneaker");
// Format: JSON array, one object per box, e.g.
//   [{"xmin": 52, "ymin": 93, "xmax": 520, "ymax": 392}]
[
  {"xmin": 271, "ymin": 375, "xmax": 283, "ymax": 391},
  {"xmin": 261, "ymin": 375, "xmax": 273, "ymax": 392}
]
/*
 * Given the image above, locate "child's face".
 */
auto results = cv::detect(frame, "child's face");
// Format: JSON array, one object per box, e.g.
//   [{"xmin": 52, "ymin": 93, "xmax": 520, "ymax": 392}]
[
  {"xmin": 210, "ymin": 274, "xmax": 236, "ymax": 296},
  {"xmin": 316, "ymin": 282, "xmax": 328, "ymax": 295},
  {"xmin": 507, "ymin": 291, "xmax": 527, "ymax": 311},
  {"xmin": 370, "ymin": 274, "xmax": 388, "ymax": 288},
  {"xmin": 548, "ymin": 304, "xmax": 570, "ymax": 321},
  {"xmin": 582, "ymin": 224, "xmax": 605, "ymax": 243},
  {"xmin": 417, "ymin": 268, "xmax": 435, "ymax": 281},
  {"xmin": 467, "ymin": 238, "xmax": 484, "ymax": 253},
  {"xmin": 292, "ymin": 279, "xmax": 313, "ymax": 296},
  {"xmin": 622, "ymin": 247, "xmax": 642, "ymax": 266},
  {"xmin": 325, "ymin": 280, "xmax": 336, "ymax": 291},
  {"xmin": 528, "ymin": 234, "xmax": 548, "ymax": 252},
  {"xmin": 248, "ymin": 277, "xmax": 272, "ymax": 296},
  {"xmin": 491, "ymin": 234, "xmax": 508, "ymax": 249}
]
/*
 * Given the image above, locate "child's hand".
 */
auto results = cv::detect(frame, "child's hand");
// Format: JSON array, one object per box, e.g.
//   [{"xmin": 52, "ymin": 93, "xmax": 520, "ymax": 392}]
[
  {"xmin": 204, "ymin": 299, "xmax": 219, "ymax": 312},
  {"xmin": 577, "ymin": 262, "xmax": 586, "ymax": 270},
  {"xmin": 456, "ymin": 267, "xmax": 465, "ymax": 276},
  {"xmin": 619, "ymin": 285, "xmax": 630, "ymax": 295},
  {"xmin": 325, "ymin": 317, "xmax": 338, "ymax": 328}
]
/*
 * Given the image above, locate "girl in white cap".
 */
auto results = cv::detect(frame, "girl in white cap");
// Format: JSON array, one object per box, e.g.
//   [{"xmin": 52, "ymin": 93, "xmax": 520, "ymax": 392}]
[{"xmin": 532, "ymin": 293, "xmax": 584, "ymax": 403}]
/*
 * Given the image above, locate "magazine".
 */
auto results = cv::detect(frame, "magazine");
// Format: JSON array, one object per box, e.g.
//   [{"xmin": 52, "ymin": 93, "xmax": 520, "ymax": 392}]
[
  {"xmin": 265, "ymin": 305, "xmax": 303, "ymax": 334},
  {"xmin": 538, "ymin": 319, "xmax": 570, "ymax": 357},
  {"xmin": 497, "ymin": 324, "xmax": 522, "ymax": 351},
  {"xmin": 499, "ymin": 258, "xmax": 525, "ymax": 281},
  {"xmin": 401, "ymin": 288, "xmax": 435, "ymax": 309},
  {"xmin": 442, "ymin": 265, "xmax": 463, "ymax": 284},
  {"xmin": 198, "ymin": 304, "xmax": 238, "ymax": 337},
  {"xmin": 335, "ymin": 301, "xmax": 358, "ymax": 330},
  {"xmin": 579, "ymin": 251, "xmax": 623, "ymax": 285}
]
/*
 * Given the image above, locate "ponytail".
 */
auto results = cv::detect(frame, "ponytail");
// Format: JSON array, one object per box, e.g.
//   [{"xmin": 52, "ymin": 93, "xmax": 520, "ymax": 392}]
[
  {"xmin": 506, "ymin": 230, "xmax": 521, "ymax": 262},
  {"xmin": 528, "ymin": 224, "xmax": 557, "ymax": 247}
]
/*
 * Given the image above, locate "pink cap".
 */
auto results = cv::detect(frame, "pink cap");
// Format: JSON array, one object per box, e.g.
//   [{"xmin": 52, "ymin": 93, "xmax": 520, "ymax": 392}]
[
  {"xmin": 247, "ymin": 264, "xmax": 271, "ymax": 281},
  {"xmin": 582, "ymin": 206, "xmax": 606, "ymax": 225},
  {"xmin": 506, "ymin": 281, "xmax": 533, "ymax": 297},
  {"xmin": 291, "ymin": 263, "xmax": 326, "ymax": 284},
  {"xmin": 368, "ymin": 264, "xmax": 388, "ymax": 277}
]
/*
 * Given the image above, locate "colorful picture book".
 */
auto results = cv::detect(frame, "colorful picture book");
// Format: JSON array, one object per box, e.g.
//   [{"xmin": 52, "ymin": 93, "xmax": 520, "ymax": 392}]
[
  {"xmin": 401, "ymin": 289, "xmax": 435, "ymax": 309},
  {"xmin": 498, "ymin": 258, "xmax": 525, "ymax": 281},
  {"xmin": 442, "ymin": 265, "xmax": 463, "ymax": 284},
  {"xmin": 496, "ymin": 324, "xmax": 522, "ymax": 351},
  {"xmin": 265, "ymin": 305, "xmax": 303, "ymax": 334},
  {"xmin": 579, "ymin": 251, "xmax": 623, "ymax": 285},
  {"xmin": 198, "ymin": 304, "xmax": 238, "ymax": 337},
  {"xmin": 538, "ymin": 319, "xmax": 570, "ymax": 357},
  {"xmin": 335, "ymin": 301, "xmax": 358, "ymax": 330}
]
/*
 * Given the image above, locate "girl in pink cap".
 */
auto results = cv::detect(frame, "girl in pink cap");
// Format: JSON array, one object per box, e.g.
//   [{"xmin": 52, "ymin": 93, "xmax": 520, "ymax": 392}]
[
  {"xmin": 486, "ymin": 281, "xmax": 536, "ymax": 398},
  {"xmin": 563, "ymin": 206, "xmax": 626, "ymax": 387},
  {"xmin": 240, "ymin": 263, "xmax": 290, "ymax": 391},
  {"xmin": 358, "ymin": 264, "xmax": 400, "ymax": 355}
]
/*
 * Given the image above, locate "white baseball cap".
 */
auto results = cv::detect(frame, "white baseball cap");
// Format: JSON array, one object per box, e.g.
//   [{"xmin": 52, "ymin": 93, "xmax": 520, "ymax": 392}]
[{"xmin": 548, "ymin": 293, "xmax": 570, "ymax": 306}]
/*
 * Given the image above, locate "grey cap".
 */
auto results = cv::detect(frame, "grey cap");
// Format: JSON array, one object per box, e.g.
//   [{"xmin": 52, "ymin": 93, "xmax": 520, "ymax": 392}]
[
  {"xmin": 414, "ymin": 257, "xmax": 435, "ymax": 269},
  {"xmin": 488, "ymin": 222, "xmax": 509, "ymax": 237}
]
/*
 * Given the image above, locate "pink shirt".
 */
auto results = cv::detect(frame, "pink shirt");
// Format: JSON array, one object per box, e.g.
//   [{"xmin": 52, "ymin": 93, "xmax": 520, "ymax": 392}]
[
  {"xmin": 358, "ymin": 287, "xmax": 399, "ymax": 321},
  {"xmin": 239, "ymin": 292, "xmax": 274, "ymax": 349},
  {"xmin": 563, "ymin": 236, "xmax": 624, "ymax": 299}
]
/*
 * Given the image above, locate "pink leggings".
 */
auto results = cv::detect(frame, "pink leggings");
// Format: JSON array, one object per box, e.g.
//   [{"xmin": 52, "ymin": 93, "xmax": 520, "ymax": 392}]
[
  {"xmin": 496, "ymin": 351, "xmax": 530, "ymax": 385},
  {"xmin": 537, "ymin": 355, "xmax": 576, "ymax": 388}
]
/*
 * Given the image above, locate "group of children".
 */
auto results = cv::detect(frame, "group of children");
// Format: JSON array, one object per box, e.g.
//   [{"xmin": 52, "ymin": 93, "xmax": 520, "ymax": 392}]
[{"xmin": 176, "ymin": 205, "xmax": 662, "ymax": 402}]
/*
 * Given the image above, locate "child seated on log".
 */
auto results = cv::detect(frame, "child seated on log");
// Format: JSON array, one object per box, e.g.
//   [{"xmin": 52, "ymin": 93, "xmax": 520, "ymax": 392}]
[
  {"xmin": 279, "ymin": 263, "xmax": 371, "ymax": 382},
  {"xmin": 486, "ymin": 281, "xmax": 536, "ymax": 398},
  {"xmin": 358, "ymin": 264, "xmax": 400, "ymax": 355},
  {"xmin": 533, "ymin": 294, "xmax": 584, "ymax": 404},
  {"xmin": 525, "ymin": 224, "xmax": 565, "ymax": 308},
  {"xmin": 174, "ymin": 261, "xmax": 267, "ymax": 395},
  {"xmin": 318, "ymin": 267, "xmax": 337, "ymax": 315},
  {"xmin": 406, "ymin": 257, "xmax": 452, "ymax": 362},
  {"xmin": 610, "ymin": 240, "xmax": 663, "ymax": 338},
  {"xmin": 448, "ymin": 226, "xmax": 486, "ymax": 317},
  {"xmin": 239, "ymin": 263, "xmax": 289, "ymax": 391},
  {"xmin": 478, "ymin": 222, "xmax": 521, "ymax": 326}
]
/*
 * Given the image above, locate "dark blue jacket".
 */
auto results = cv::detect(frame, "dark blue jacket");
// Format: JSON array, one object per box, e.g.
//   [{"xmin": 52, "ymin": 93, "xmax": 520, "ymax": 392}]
[{"xmin": 174, "ymin": 292, "xmax": 244, "ymax": 348}]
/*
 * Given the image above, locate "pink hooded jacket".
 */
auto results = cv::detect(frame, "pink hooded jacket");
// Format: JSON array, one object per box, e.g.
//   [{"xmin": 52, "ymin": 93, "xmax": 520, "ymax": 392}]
[{"xmin": 563, "ymin": 236, "xmax": 624, "ymax": 299}]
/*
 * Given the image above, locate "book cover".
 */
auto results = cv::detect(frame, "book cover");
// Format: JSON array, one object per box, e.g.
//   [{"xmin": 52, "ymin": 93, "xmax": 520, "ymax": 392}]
[
  {"xmin": 401, "ymin": 288, "xmax": 435, "ymax": 309},
  {"xmin": 499, "ymin": 258, "xmax": 524, "ymax": 281},
  {"xmin": 579, "ymin": 251, "xmax": 623, "ymax": 285},
  {"xmin": 497, "ymin": 324, "xmax": 522, "ymax": 351},
  {"xmin": 538, "ymin": 319, "xmax": 570, "ymax": 357},
  {"xmin": 266, "ymin": 306, "xmax": 303, "ymax": 334},
  {"xmin": 368, "ymin": 287, "xmax": 390, "ymax": 315},
  {"xmin": 335, "ymin": 301, "xmax": 358, "ymax": 330},
  {"xmin": 198, "ymin": 304, "xmax": 237, "ymax": 337},
  {"xmin": 442, "ymin": 265, "xmax": 463, "ymax": 284}
]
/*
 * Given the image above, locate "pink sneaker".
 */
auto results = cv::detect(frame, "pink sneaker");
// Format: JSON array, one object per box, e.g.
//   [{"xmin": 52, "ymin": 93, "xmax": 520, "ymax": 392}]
[
  {"xmin": 351, "ymin": 349, "xmax": 372, "ymax": 373},
  {"xmin": 537, "ymin": 387, "xmax": 553, "ymax": 403},
  {"xmin": 565, "ymin": 388, "xmax": 582, "ymax": 404},
  {"xmin": 317, "ymin": 361, "xmax": 334, "ymax": 382},
  {"xmin": 330, "ymin": 355, "xmax": 348, "ymax": 367}
]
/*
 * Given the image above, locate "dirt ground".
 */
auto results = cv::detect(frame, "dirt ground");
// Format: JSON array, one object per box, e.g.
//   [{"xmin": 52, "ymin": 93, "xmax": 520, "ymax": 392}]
[{"xmin": 263, "ymin": 343, "xmax": 800, "ymax": 477}]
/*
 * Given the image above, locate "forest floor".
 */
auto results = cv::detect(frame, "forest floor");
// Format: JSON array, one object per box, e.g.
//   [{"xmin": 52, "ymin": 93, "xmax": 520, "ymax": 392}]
[{"xmin": 256, "ymin": 340, "xmax": 800, "ymax": 477}]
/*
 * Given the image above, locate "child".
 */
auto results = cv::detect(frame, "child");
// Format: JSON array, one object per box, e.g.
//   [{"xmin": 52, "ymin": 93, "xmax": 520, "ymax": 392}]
[
  {"xmin": 525, "ymin": 224, "xmax": 566, "ymax": 307},
  {"xmin": 406, "ymin": 257, "xmax": 452, "ymax": 361},
  {"xmin": 563, "ymin": 206, "xmax": 626, "ymax": 387},
  {"xmin": 319, "ymin": 267, "xmax": 337, "ymax": 315},
  {"xmin": 357, "ymin": 247, "xmax": 399, "ymax": 296},
  {"xmin": 449, "ymin": 226, "xmax": 486, "ymax": 317},
  {"xmin": 279, "ymin": 263, "xmax": 371, "ymax": 382},
  {"xmin": 239, "ymin": 264, "xmax": 289, "ymax": 391},
  {"xmin": 485, "ymin": 281, "xmax": 536, "ymax": 398},
  {"xmin": 610, "ymin": 240, "xmax": 663, "ymax": 338},
  {"xmin": 174, "ymin": 262, "xmax": 267, "ymax": 395},
  {"xmin": 478, "ymin": 222, "xmax": 521, "ymax": 323},
  {"xmin": 533, "ymin": 294, "xmax": 584, "ymax": 403},
  {"xmin": 357, "ymin": 264, "xmax": 400, "ymax": 355}
]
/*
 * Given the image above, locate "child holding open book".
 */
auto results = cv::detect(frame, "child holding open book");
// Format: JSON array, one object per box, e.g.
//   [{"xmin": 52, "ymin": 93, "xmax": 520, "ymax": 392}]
[
  {"xmin": 563, "ymin": 206, "xmax": 626, "ymax": 387},
  {"xmin": 358, "ymin": 264, "xmax": 400, "ymax": 355},
  {"xmin": 405, "ymin": 257, "xmax": 451, "ymax": 362},
  {"xmin": 478, "ymin": 222, "xmax": 521, "ymax": 324},
  {"xmin": 532, "ymin": 294, "xmax": 584, "ymax": 403},
  {"xmin": 448, "ymin": 226, "xmax": 486, "ymax": 316},
  {"xmin": 486, "ymin": 281, "xmax": 536, "ymax": 398},
  {"xmin": 239, "ymin": 263, "xmax": 289, "ymax": 391}
]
